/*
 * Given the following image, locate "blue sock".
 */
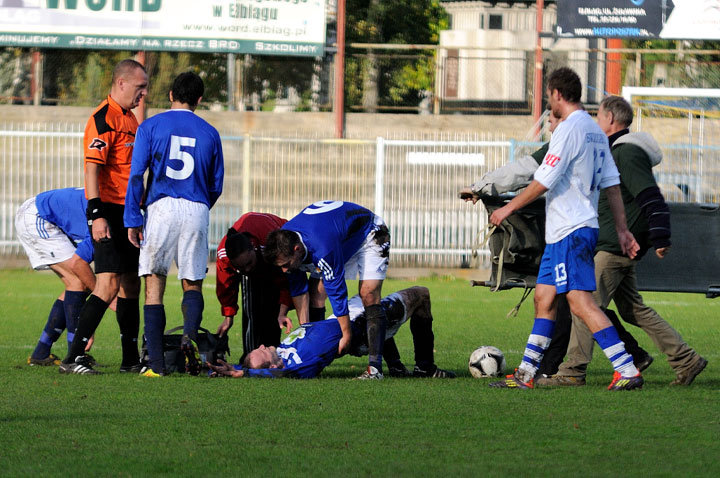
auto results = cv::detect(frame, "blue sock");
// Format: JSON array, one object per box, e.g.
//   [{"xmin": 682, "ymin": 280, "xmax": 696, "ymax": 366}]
[
  {"xmin": 63, "ymin": 291, "xmax": 88, "ymax": 353},
  {"xmin": 517, "ymin": 318, "xmax": 556, "ymax": 381},
  {"xmin": 31, "ymin": 299, "xmax": 66, "ymax": 360},
  {"xmin": 144, "ymin": 304, "xmax": 166, "ymax": 374},
  {"xmin": 182, "ymin": 290, "xmax": 204, "ymax": 341},
  {"xmin": 593, "ymin": 326, "xmax": 639, "ymax": 377}
]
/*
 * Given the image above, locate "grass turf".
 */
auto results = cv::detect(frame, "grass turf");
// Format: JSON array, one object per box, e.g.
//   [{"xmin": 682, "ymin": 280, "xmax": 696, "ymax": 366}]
[{"xmin": 1, "ymin": 269, "xmax": 719, "ymax": 476}]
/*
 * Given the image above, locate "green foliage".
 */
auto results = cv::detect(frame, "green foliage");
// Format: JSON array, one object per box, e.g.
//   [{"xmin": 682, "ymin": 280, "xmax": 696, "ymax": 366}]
[
  {"xmin": 346, "ymin": 0, "xmax": 448, "ymax": 110},
  {"xmin": 1, "ymin": 270, "xmax": 719, "ymax": 475},
  {"xmin": 67, "ymin": 51, "xmax": 131, "ymax": 105},
  {"xmin": 621, "ymin": 40, "xmax": 720, "ymax": 88}
]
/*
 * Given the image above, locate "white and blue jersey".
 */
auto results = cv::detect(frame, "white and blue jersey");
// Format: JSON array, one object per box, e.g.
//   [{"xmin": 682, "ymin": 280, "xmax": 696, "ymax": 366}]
[
  {"xmin": 283, "ymin": 201, "xmax": 381, "ymax": 317},
  {"xmin": 35, "ymin": 187, "xmax": 93, "ymax": 263},
  {"xmin": 124, "ymin": 109, "xmax": 224, "ymax": 228},
  {"xmin": 241, "ymin": 319, "xmax": 342, "ymax": 379},
  {"xmin": 534, "ymin": 109, "xmax": 619, "ymax": 244}
]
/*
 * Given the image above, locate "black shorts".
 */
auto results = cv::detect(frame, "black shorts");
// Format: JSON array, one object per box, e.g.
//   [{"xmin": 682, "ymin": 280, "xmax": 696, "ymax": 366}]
[{"xmin": 92, "ymin": 202, "xmax": 139, "ymax": 274}]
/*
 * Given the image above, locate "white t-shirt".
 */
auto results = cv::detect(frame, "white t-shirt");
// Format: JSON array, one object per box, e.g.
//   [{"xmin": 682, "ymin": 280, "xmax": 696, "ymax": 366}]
[{"xmin": 534, "ymin": 109, "xmax": 619, "ymax": 244}]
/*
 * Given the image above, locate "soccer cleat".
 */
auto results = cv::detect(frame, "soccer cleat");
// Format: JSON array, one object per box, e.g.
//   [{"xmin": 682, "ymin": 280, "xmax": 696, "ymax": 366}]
[
  {"xmin": 413, "ymin": 365, "xmax": 456, "ymax": 378},
  {"xmin": 670, "ymin": 357, "xmax": 708, "ymax": 386},
  {"xmin": 535, "ymin": 374, "xmax": 586, "ymax": 387},
  {"xmin": 634, "ymin": 354, "xmax": 654, "ymax": 372},
  {"xmin": 388, "ymin": 364, "xmax": 413, "ymax": 378},
  {"xmin": 82, "ymin": 354, "xmax": 98, "ymax": 367},
  {"xmin": 356, "ymin": 365, "xmax": 384, "ymax": 380},
  {"xmin": 119, "ymin": 363, "xmax": 144, "ymax": 373},
  {"xmin": 27, "ymin": 353, "xmax": 62, "ymax": 366},
  {"xmin": 489, "ymin": 369, "xmax": 533, "ymax": 389},
  {"xmin": 140, "ymin": 368, "xmax": 162, "ymax": 378},
  {"xmin": 58, "ymin": 355, "xmax": 101, "ymax": 375},
  {"xmin": 607, "ymin": 371, "xmax": 644, "ymax": 391},
  {"xmin": 181, "ymin": 338, "xmax": 201, "ymax": 376}
]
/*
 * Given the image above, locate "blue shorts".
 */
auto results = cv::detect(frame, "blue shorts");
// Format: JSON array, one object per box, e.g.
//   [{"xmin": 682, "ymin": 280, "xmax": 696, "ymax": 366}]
[{"xmin": 537, "ymin": 227, "xmax": 598, "ymax": 294}]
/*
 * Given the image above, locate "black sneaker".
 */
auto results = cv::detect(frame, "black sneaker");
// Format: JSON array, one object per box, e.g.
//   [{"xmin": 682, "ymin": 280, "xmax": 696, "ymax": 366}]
[
  {"xmin": 634, "ymin": 354, "xmax": 654, "ymax": 372},
  {"xmin": 388, "ymin": 364, "xmax": 413, "ymax": 378},
  {"xmin": 59, "ymin": 355, "xmax": 101, "ymax": 375},
  {"xmin": 413, "ymin": 365, "xmax": 456, "ymax": 378},
  {"xmin": 82, "ymin": 354, "xmax": 98, "ymax": 367},
  {"xmin": 181, "ymin": 337, "xmax": 201, "ymax": 376},
  {"xmin": 119, "ymin": 363, "xmax": 144, "ymax": 373}
]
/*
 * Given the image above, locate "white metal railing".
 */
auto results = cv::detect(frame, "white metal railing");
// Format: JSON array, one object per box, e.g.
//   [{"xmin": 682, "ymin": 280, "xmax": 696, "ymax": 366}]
[{"xmin": 2, "ymin": 121, "xmax": 719, "ymax": 267}]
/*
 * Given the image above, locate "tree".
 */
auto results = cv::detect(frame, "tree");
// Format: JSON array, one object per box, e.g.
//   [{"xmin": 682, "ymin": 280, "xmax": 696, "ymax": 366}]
[{"xmin": 345, "ymin": 0, "xmax": 448, "ymax": 111}]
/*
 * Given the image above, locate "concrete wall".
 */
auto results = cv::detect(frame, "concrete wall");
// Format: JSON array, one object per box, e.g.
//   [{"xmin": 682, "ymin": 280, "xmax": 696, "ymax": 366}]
[{"xmin": 0, "ymin": 105, "xmax": 537, "ymax": 138}]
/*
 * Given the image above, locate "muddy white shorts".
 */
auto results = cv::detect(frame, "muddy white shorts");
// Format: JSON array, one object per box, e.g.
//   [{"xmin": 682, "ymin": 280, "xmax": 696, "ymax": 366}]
[
  {"xmin": 344, "ymin": 216, "xmax": 390, "ymax": 281},
  {"xmin": 15, "ymin": 197, "xmax": 76, "ymax": 270},
  {"xmin": 138, "ymin": 196, "xmax": 209, "ymax": 280}
]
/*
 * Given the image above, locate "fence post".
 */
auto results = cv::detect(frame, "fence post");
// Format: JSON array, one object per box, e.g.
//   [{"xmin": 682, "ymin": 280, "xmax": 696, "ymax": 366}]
[
  {"xmin": 375, "ymin": 136, "xmax": 385, "ymax": 218},
  {"xmin": 242, "ymin": 135, "xmax": 251, "ymax": 214}
]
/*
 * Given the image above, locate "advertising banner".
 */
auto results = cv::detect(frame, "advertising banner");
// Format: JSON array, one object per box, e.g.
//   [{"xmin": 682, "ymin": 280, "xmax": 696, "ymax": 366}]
[
  {"xmin": 0, "ymin": 0, "xmax": 326, "ymax": 56},
  {"xmin": 558, "ymin": 0, "xmax": 720, "ymax": 40}
]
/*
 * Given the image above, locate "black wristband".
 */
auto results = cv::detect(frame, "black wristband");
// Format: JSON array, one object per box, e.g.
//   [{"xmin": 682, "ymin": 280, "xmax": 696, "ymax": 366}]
[{"xmin": 86, "ymin": 198, "xmax": 104, "ymax": 221}]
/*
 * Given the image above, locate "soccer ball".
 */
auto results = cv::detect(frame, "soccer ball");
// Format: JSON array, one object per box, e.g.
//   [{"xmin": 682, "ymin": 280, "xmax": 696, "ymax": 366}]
[{"xmin": 468, "ymin": 346, "xmax": 506, "ymax": 378}]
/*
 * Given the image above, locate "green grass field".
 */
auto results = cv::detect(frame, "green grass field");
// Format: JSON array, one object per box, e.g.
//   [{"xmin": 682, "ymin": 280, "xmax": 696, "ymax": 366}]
[{"xmin": 1, "ymin": 268, "xmax": 719, "ymax": 476}]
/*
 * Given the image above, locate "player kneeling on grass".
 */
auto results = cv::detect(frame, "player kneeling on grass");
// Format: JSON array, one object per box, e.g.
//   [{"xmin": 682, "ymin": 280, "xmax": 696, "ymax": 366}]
[
  {"xmin": 16, "ymin": 187, "xmax": 111, "ymax": 366},
  {"xmin": 208, "ymin": 286, "xmax": 455, "ymax": 379},
  {"xmin": 124, "ymin": 71, "xmax": 224, "ymax": 377}
]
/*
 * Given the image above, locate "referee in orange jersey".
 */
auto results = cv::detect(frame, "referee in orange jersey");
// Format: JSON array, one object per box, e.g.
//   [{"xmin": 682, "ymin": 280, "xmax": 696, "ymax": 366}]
[{"xmin": 61, "ymin": 59, "xmax": 148, "ymax": 375}]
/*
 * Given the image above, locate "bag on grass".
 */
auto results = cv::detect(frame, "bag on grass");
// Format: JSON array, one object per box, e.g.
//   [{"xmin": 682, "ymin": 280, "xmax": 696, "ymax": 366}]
[{"xmin": 141, "ymin": 326, "xmax": 230, "ymax": 374}]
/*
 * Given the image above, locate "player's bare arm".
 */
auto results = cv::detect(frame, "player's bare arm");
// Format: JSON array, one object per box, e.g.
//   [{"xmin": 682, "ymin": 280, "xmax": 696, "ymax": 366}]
[
  {"xmin": 291, "ymin": 292, "xmax": 310, "ymax": 325},
  {"xmin": 84, "ymin": 162, "xmax": 110, "ymax": 242},
  {"xmin": 489, "ymin": 180, "xmax": 548, "ymax": 226},
  {"xmin": 217, "ymin": 315, "xmax": 234, "ymax": 337},
  {"xmin": 127, "ymin": 227, "xmax": 143, "ymax": 248},
  {"xmin": 604, "ymin": 185, "xmax": 640, "ymax": 259},
  {"xmin": 276, "ymin": 303, "xmax": 294, "ymax": 334},
  {"xmin": 336, "ymin": 314, "xmax": 352, "ymax": 356},
  {"xmin": 208, "ymin": 359, "xmax": 244, "ymax": 378}
]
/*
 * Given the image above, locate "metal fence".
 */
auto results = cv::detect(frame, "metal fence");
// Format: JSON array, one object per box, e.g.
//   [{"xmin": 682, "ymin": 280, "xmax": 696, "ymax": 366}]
[
  {"xmin": 2, "ymin": 114, "xmax": 719, "ymax": 267},
  {"xmin": 0, "ymin": 124, "xmax": 510, "ymax": 268}
]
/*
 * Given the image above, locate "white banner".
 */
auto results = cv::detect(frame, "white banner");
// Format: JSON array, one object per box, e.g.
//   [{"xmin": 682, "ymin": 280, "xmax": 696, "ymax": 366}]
[{"xmin": 0, "ymin": 0, "xmax": 326, "ymax": 56}]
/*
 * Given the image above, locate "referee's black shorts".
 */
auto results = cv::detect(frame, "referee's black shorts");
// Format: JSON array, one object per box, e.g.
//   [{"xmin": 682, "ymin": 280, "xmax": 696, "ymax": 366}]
[{"xmin": 91, "ymin": 202, "xmax": 139, "ymax": 275}]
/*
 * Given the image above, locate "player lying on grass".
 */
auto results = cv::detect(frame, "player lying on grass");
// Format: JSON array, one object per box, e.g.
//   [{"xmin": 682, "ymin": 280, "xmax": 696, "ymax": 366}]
[
  {"xmin": 15, "ymin": 187, "xmax": 110, "ymax": 366},
  {"xmin": 207, "ymin": 286, "xmax": 455, "ymax": 379}
]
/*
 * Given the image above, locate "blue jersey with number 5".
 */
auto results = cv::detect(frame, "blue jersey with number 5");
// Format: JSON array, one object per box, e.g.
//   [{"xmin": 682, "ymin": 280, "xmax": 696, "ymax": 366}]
[{"xmin": 124, "ymin": 109, "xmax": 224, "ymax": 228}]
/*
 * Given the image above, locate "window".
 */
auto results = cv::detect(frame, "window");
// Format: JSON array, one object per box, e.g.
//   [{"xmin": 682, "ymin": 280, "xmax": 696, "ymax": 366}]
[
  {"xmin": 479, "ymin": 13, "xmax": 484, "ymax": 29},
  {"xmin": 488, "ymin": 14, "xmax": 503, "ymax": 30}
]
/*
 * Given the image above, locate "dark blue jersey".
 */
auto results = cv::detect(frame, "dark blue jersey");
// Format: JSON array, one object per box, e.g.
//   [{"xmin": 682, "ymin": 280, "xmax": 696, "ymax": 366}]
[
  {"xmin": 283, "ymin": 201, "xmax": 378, "ymax": 316},
  {"xmin": 124, "ymin": 109, "xmax": 224, "ymax": 228},
  {"xmin": 35, "ymin": 187, "xmax": 93, "ymax": 263},
  {"xmin": 241, "ymin": 319, "xmax": 342, "ymax": 379}
]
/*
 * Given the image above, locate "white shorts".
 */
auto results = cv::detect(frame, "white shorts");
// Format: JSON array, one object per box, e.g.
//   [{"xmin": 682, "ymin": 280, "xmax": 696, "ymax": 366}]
[
  {"xmin": 344, "ymin": 217, "xmax": 390, "ymax": 281},
  {"xmin": 139, "ymin": 197, "xmax": 209, "ymax": 281},
  {"xmin": 15, "ymin": 197, "xmax": 76, "ymax": 270}
]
